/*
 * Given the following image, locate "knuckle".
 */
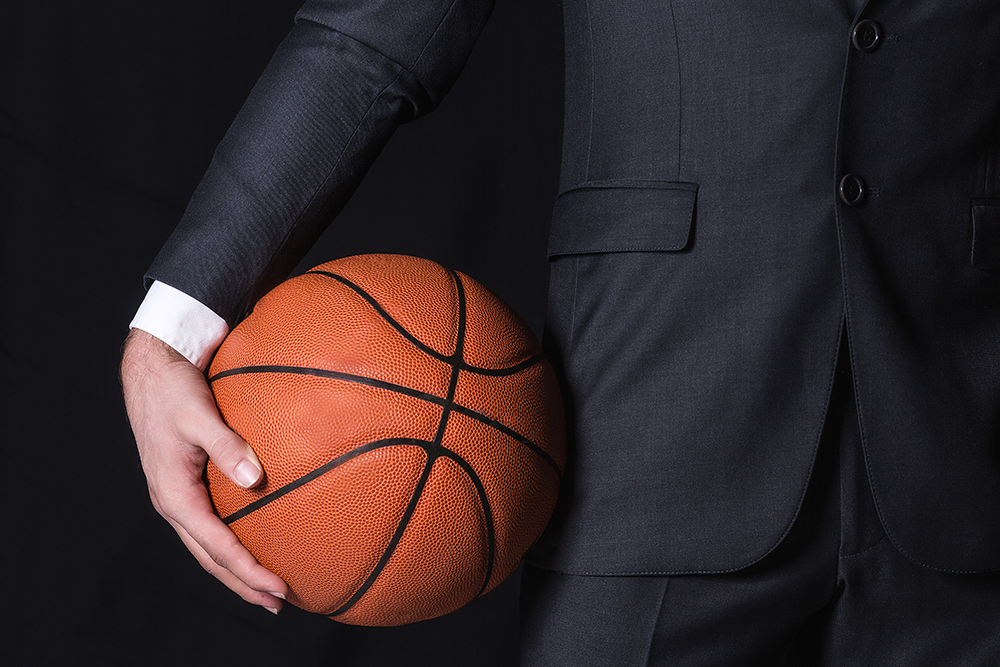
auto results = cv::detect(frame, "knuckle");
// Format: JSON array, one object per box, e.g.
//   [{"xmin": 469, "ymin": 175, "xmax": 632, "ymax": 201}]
[
  {"xmin": 152, "ymin": 501, "xmax": 169, "ymax": 519},
  {"xmin": 196, "ymin": 554, "xmax": 223, "ymax": 577},
  {"xmin": 153, "ymin": 487, "xmax": 181, "ymax": 517},
  {"xmin": 204, "ymin": 430, "xmax": 244, "ymax": 463},
  {"xmin": 220, "ymin": 535, "xmax": 247, "ymax": 567},
  {"xmin": 147, "ymin": 490, "xmax": 170, "ymax": 518},
  {"xmin": 206, "ymin": 537, "xmax": 241, "ymax": 571}
]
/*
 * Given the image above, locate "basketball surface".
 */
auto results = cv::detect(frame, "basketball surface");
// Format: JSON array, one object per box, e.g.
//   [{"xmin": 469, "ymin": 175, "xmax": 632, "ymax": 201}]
[{"xmin": 205, "ymin": 254, "xmax": 566, "ymax": 626}]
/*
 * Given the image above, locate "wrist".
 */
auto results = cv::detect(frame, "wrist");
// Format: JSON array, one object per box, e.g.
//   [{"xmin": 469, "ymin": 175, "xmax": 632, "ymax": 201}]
[
  {"xmin": 123, "ymin": 328, "xmax": 187, "ymax": 365},
  {"xmin": 129, "ymin": 281, "xmax": 229, "ymax": 370}
]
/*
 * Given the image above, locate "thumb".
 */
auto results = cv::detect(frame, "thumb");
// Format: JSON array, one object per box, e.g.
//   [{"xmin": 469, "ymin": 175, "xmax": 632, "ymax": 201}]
[
  {"xmin": 170, "ymin": 359, "xmax": 266, "ymax": 489},
  {"xmin": 192, "ymin": 409, "xmax": 265, "ymax": 489}
]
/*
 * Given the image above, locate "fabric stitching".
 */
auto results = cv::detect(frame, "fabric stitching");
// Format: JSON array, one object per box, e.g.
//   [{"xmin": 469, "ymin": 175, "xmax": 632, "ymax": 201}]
[
  {"xmin": 839, "ymin": 534, "xmax": 886, "ymax": 561},
  {"xmin": 667, "ymin": 0, "xmax": 682, "ymax": 180},
  {"xmin": 583, "ymin": 0, "xmax": 595, "ymax": 181}
]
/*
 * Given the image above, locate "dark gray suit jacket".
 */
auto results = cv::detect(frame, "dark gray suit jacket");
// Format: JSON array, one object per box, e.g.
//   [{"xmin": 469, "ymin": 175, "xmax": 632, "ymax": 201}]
[{"xmin": 148, "ymin": 0, "xmax": 1000, "ymax": 575}]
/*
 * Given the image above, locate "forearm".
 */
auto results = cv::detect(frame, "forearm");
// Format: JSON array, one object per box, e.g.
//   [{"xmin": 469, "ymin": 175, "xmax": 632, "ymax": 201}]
[{"xmin": 147, "ymin": 0, "xmax": 495, "ymax": 328}]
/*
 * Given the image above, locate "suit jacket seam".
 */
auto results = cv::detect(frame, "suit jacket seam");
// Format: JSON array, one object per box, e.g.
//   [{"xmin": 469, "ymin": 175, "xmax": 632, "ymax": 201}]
[
  {"xmin": 583, "ymin": 0, "xmax": 595, "ymax": 181},
  {"xmin": 667, "ymin": 0, "xmax": 682, "ymax": 180},
  {"xmin": 294, "ymin": 18, "xmax": 434, "ymax": 102}
]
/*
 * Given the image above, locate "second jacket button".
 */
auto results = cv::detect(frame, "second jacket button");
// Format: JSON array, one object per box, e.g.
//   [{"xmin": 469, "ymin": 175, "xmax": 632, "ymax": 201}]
[
  {"xmin": 839, "ymin": 174, "xmax": 867, "ymax": 206},
  {"xmin": 852, "ymin": 19, "xmax": 882, "ymax": 52}
]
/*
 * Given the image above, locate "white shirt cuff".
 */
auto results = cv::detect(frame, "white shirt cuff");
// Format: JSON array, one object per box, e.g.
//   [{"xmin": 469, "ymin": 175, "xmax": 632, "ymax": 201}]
[{"xmin": 129, "ymin": 281, "xmax": 230, "ymax": 371}]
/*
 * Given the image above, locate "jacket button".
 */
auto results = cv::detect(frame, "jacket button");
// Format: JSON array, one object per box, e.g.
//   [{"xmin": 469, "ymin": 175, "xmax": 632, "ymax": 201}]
[
  {"xmin": 852, "ymin": 19, "xmax": 882, "ymax": 52},
  {"xmin": 839, "ymin": 174, "xmax": 867, "ymax": 206}
]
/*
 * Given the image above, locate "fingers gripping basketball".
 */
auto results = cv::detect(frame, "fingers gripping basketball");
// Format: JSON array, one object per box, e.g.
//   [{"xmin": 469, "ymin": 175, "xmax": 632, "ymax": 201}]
[{"xmin": 205, "ymin": 254, "xmax": 565, "ymax": 626}]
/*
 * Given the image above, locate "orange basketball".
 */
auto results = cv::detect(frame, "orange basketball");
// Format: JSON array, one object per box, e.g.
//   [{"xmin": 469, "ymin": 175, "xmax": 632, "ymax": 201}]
[{"xmin": 205, "ymin": 254, "xmax": 566, "ymax": 626}]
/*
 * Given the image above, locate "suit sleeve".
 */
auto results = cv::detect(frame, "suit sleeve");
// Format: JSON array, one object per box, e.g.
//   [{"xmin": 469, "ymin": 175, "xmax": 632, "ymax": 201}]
[{"xmin": 145, "ymin": 0, "xmax": 496, "ymax": 327}]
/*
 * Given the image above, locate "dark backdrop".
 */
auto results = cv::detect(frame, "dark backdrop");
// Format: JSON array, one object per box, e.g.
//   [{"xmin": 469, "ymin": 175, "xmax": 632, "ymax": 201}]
[{"xmin": 1, "ymin": 1, "xmax": 562, "ymax": 664}]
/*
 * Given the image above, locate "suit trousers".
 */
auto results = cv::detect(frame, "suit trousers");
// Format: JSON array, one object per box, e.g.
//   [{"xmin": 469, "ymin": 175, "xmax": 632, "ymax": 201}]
[{"xmin": 520, "ymin": 346, "xmax": 1000, "ymax": 666}]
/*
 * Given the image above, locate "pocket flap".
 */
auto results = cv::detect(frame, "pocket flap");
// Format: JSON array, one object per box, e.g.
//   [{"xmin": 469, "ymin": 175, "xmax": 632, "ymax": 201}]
[{"xmin": 548, "ymin": 181, "xmax": 698, "ymax": 258}]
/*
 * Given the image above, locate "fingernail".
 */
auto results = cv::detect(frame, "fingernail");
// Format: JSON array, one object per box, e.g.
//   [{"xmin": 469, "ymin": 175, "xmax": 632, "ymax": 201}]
[
  {"xmin": 268, "ymin": 591, "xmax": 286, "ymax": 600},
  {"xmin": 235, "ymin": 460, "xmax": 261, "ymax": 488},
  {"xmin": 264, "ymin": 606, "xmax": 279, "ymax": 615}
]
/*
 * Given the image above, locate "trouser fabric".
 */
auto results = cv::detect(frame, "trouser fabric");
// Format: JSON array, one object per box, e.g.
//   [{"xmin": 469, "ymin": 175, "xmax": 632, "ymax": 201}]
[{"xmin": 520, "ymin": 360, "xmax": 1000, "ymax": 666}]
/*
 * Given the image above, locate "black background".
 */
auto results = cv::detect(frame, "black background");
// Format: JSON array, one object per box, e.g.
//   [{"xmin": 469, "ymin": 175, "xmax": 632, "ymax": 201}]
[{"xmin": 1, "ymin": 1, "xmax": 562, "ymax": 664}]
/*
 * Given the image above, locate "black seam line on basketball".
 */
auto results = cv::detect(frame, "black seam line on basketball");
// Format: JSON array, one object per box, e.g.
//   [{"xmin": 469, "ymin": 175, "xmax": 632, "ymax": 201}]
[
  {"xmin": 439, "ymin": 449, "xmax": 495, "ymax": 599},
  {"xmin": 429, "ymin": 269, "xmax": 467, "ymax": 446},
  {"xmin": 329, "ymin": 272, "xmax": 466, "ymax": 618},
  {"xmin": 220, "ymin": 438, "xmax": 429, "ymax": 525},
  {"xmin": 304, "ymin": 269, "xmax": 540, "ymax": 376},
  {"xmin": 328, "ymin": 451, "xmax": 436, "ymax": 618},
  {"xmin": 450, "ymin": 269, "xmax": 467, "ymax": 365},
  {"xmin": 208, "ymin": 365, "xmax": 448, "ymax": 407},
  {"xmin": 207, "ymin": 364, "xmax": 560, "ymax": 480},
  {"xmin": 305, "ymin": 270, "xmax": 453, "ymax": 364},
  {"xmin": 450, "ymin": 403, "xmax": 562, "ymax": 480}
]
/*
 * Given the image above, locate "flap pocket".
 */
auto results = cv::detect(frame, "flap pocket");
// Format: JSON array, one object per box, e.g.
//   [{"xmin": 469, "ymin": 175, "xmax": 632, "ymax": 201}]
[{"xmin": 548, "ymin": 181, "xmax": 698, "ymax": 258}]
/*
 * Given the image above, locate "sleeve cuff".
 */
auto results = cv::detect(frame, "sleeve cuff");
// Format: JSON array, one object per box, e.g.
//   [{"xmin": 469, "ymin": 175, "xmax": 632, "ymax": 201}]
[{"xmin": 129, "ymin": 281, "xmax": 230, "ymax": 371}]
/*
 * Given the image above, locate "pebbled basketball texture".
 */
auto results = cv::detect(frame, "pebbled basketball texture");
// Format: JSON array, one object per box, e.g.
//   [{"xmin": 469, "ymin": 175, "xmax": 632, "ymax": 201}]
[{"xmin": 205, "ymin": 254, "xmax": 566, "ymax": 626}]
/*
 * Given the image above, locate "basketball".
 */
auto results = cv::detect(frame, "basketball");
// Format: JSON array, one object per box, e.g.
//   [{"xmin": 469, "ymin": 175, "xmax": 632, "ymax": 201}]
[{"xmin": 204, "ymin": 254, "xmax": 566, "ymax": 626}]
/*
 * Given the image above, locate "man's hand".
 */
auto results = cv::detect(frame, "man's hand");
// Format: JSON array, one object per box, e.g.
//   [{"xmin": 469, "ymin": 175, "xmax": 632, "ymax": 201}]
[{"xmin": 121, "ymin": 329, "xmax": 288, "ymax": 613}]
